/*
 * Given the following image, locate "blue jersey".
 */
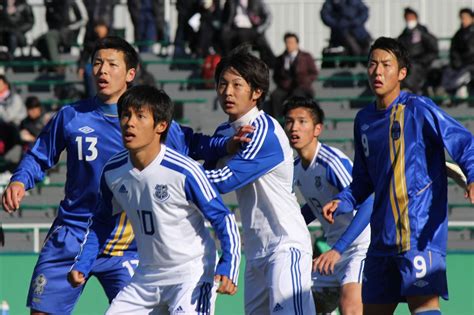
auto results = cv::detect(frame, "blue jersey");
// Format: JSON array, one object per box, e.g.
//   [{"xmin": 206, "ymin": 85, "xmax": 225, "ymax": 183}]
[
  {"xmin": 335, "ymin": 91, "xmax": 474, "ymax": 256},
  {"xmin": 73, "ymin": 146, "xmax": 241, "ymax": 284}
]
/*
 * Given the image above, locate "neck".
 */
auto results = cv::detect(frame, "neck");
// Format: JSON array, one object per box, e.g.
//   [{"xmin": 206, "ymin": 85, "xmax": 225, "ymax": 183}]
[
  {"xmin": 229, "ymin": 104, "xmax": 257, "ymax": 122},
  {"xmin": 130, "ymin": 141, "xmax": 162, "ymax": 171},
  {"xmin": 97, "ymin": 87, "xmax": 127, "ymax": 105},
  {"xmin": 297, "ymin": 139, "xmax": 318, "ymax": 168},
  {"xmin": 376, "ymin": 87, "xmax": 400, "ymax": 110}
]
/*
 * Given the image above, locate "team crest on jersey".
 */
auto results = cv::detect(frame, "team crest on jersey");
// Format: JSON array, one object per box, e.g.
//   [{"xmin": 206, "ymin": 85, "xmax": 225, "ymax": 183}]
[
  {"xmin": 315, "ymin": 176, "xmax": 322, "ymax": 190},
  {"xmin": 154, "ymin": 184, "xmax": 170, "ymax": 202},
  {"xmin": 32, "ymin": 274, "xmax": 47, "ymax": 295},
  {"xmin": 391, "ymin": 120, "xmax": 401, "ymax": 140}
]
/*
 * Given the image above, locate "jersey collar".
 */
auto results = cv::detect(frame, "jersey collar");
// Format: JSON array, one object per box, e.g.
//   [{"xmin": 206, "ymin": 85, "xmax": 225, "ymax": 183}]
[{"xmin": 229, "ymin": 107, "xmax": 260, "ymax": 131}]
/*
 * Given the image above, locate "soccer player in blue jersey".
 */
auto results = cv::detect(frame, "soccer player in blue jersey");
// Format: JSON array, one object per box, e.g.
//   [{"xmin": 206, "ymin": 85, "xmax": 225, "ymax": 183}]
[
  {"xmin": 70, "ymin": 85, "xmax": 241, "ymax": 314},
  {"xmin": 203, "ymin": 47, "xmax": 316, "ymax": 314},
  {"xmin": 283, "ymin": 96, "xmax": 372, "ymax": 315},
  {"xmin": 323, "ymin": 37, "xmax": 474, "ymax": 315},
  {"xmin": 2, "ymin": 36, "xmax": 141, "ymax": 315}
]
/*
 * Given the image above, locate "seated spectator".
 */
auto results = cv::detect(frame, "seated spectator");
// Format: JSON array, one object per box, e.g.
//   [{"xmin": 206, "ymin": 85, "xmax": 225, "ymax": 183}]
[
  {"xmin": 0, "ymin": 75, "xmax": 25, "ymax": 155},
  {"xmin": 320, "ymin": 0, "xmax": 371, "ymax": 63},
  {"xmin": 0, "ymin": 0, "xmax": 34, "ymax": 59},
  {"xmin": 268, "ymin": 32, "xmax": 318, "ymax": 119},
  {"xmin": 441, "ymin": 8, "xmax": 474, "ymax": 103},
  {"xmin": 127, "ymin": 0, "xmax": 166, "ymax": 53},
  {"xmin": 77, "ymin": 20, "xmax": 110, "ymax": 98},
  {"xmin": 221, "ymin": 0, "xmax": 275, "ymax": 68},
  {"xmin": 34, "ymin": 0, "xmax": 88, "ymax": 72},
  {"xmin": 20, "ymin": 96, "xmax": 50, "ymax": 150},
  {"xmin": 398, "ymin": 7, "xmax": 438, "ymax": 94}
]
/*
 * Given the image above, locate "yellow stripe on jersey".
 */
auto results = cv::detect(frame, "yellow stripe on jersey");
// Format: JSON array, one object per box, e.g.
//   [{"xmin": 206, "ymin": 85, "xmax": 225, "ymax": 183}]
[
  {"xmin": 102, "ymin": 211, "xmax": 135, "ymax": 256},
  {"xmin": 389, "ymin": 104, "xmax": 410, "ymax": 252}
]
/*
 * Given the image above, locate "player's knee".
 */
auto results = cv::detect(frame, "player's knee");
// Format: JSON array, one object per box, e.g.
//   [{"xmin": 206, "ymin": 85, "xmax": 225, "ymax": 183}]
[
  {"xmin": 339, "ymin": 298, "xmax": 362, "ymax": 315},
  {"xmin": 412, "ymin": 308, "xmax": 441, "ymax": 315}
]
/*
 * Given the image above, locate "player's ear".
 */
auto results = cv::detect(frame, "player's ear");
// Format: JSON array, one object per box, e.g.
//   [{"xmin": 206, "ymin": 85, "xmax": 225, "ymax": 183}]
[
  {"xmin": 155, "ymin": 120, "xmax": 168, "ymax": 135},
  {"xmin": 398, "ymin": 66, "xmax": 407, "ymax": 82},
  {"xmin": 314, "ymin": 122, "xmax": 323, "ymax": 138},
  {"xmin": 251, "ymin": 88, "xmax": 263, "ymax": 102},
  {"xmin": 126, "ymin": 68, "xmax": 137, "ymax": 83}
]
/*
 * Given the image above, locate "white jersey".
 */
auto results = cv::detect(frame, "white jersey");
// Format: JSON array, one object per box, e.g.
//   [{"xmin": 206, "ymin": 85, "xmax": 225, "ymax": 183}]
[
  {"xmin": 294, "ymin": 142, "xmax": 371, "ymax": 250},
  {"xmin": 77, "ymin": 145, "xmax": 241, "ymax": 286},
  {"xmin": 205, "ymin": 107, "xmax": 312, "ymax": 259}
]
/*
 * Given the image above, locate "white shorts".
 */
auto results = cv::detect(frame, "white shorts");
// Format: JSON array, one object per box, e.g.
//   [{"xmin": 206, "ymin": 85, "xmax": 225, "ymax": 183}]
[
  {"xmin": 312, "ymin": 245, "xmax": 367, "ymax": 289},
  {"xmin": 106, "ymin": 271, "xmax": 217, "ymax": 315},
  {"xmin": 245, "ymin": 247, "xmax": 315, "ymax": 315}
]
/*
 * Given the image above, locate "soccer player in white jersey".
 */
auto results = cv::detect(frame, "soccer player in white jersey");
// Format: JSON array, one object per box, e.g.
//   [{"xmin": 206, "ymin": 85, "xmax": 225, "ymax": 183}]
[
  {"xmin": 69, "ymin": 85, "xmax": 241, "ymax": 315},
  {"xmin": 203, "ymin": 46, "xmax": 315, "ymax": 314},
  {"xmin": 283, "ymin": 96, "xmax": 373, "ymax": 315}
]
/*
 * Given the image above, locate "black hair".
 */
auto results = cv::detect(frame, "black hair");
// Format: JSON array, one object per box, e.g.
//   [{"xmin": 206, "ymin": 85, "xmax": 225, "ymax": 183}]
[
  {"xmin": 284, "ymin": 32, "xmax": 299, "ymax": 43},
  {"xmin": 404, "ymin": 7, "xmax": 418, "ymax": 19},
  {"xmin": 460, "ymin": 8, "xmax": 473, "ymax": 17},
  {"xmin": 369, "ymin": 37, "xmax": 411, "ymax": 75},
  {"xmin": 25, "ymin": 96, "xmax": 42, "ymax": 110},
  {"xmin": 282, "ymin": 96, "xmax": 324, "ymax": 125},
  {"xmin": 0, "ymin": 75, "xmax": 9, "ymax": 88},
  {"xmin": 214, "ymin": 44, "xmax": 269, "ymax": 106},
  {"xmin": 91, "ymin": 36, "xmax": 139, "ymax": 71},
  {"xmin": 117, "ymin": 85, "xmax": 173, "ymax": 142}
]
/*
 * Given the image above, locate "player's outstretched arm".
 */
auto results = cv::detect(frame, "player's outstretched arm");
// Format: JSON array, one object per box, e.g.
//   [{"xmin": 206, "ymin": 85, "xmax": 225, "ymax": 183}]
[
  {"xmin": 67, "ymin": 270, "xmax": 86, "ymax": 288},
  {"xmin": 2, "ymin": 182, "xmax": 26, "ymax": 213},
  {"xmin": 226, "ymin": 125, "xmax": 255, "ymax": 154},
  {"xmin": 313, "ymin": 249, "xmax": 341, "ymax": 275},
  {"xmin": 214, "ymin": 274, "xmax": 237, "ymax": 295},
  {"xmin": 466, "ymin": 182, "xmax": 474, "ymax": 204},
  {"xmin": 322, "ymin": 200, "xmax": 339, "ymax": 224}
]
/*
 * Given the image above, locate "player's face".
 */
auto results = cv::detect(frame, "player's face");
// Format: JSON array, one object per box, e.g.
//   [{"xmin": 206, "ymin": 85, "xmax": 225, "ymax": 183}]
[
  {"xmin": 216, "ymin": 67, "xmax": 262, "ymax": 122},
  {"xmin": 120, "ymin": 105, "xmax": 167, "ymax": 152},
  {"xmin": 93, "ymin": 49, "xmax": 136, "ymax": 104},
  {"xmin": 367, "ymin": 49, "xmax": 407, "ymax": 108},
  {"xmin": 284, "ymin": 107, "xmax": 322, "ymax": 151}
]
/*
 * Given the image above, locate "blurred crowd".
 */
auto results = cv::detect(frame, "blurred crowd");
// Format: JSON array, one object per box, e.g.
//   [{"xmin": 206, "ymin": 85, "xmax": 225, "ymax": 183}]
[{"xmin": 0, "ymin": 0, "xmax": 473, "ymax": 163}]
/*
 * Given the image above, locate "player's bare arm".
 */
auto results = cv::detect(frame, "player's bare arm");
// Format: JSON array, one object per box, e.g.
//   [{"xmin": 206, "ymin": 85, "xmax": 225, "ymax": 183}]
[
  {"xmin": 67, "ymin": 270, "xmax": 86, "ymax": 288},
  {"xmin": 322, "ymin": 200, "xmax": 340, "ymax": 224},
  {"xmin": 466, "ymin": 182, "xmax": 474, "ymax": 204},
  {"xmin": 2, "ymin": 181, "xmax": 26, "ymax": 213},
  {"xmin": 313, "ymin": 249, "xmax": 342, "ymax": 275},
  {"xmin": 226, "ymin": 125, "xmax": 255, "ymax": 154},
  {"xmin": 214, "ymin": 274, "xmax": 238, "ymax": 295}
]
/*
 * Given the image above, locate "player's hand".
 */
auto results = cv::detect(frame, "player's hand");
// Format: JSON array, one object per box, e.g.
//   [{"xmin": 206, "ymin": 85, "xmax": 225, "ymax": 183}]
[
  {"xmin": 322, "ymin": 200, "xmax": 340, "ymax": 224},
  {"xmin": 226, "ymin": 125, "xmax": 255, "ymax": 154},
  {"xmin": 313, "ymin": 249, "xmax": 341, "ymax": 275},
  {"xmin": 214, "ymin": 274, "xmax": 237, "ymax": 295},
  {"xmin": 68, "ymin": 270, "xmax": 86, "ymax": 288},
  {"xmin": 466, "ymin": 182, "xmax": 474, "ymax": 204},
  {"xmin": 2, "ymin": 182, "xmax": 26, "ymax": 213}
]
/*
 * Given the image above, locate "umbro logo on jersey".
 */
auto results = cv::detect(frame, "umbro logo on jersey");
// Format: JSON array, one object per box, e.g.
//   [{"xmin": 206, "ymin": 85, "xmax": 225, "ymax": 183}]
[
  {"xmin": 361, "ymin": 124, "xmax": 370, "ymax": 131},
  {"xmin": 78, "ymin": 126, "xmax": 95, "ymax": 134},
  {"xmin": 414, "ymin": 280, "xmax": 429, "ymax": 288},
  {"xmin": 119, "ymin": 184, "xmax": 128, "ymax": 194},
  {"xmin": 154, "ymin": 184, "xmax": 170, "ymax": 202},
  {"xmin": 273, "ymin": 303, "xmax": 284, "ymax": 312},
  {"xmin": 175, "ymin": 306, "xmax": 185, "ymax": 313}
]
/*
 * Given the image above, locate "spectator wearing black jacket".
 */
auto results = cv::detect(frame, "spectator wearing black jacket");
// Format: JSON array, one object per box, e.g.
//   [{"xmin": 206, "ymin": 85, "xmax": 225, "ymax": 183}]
[
  {"xmin": 398, "ymin": 7, "xmax": 438, "ymax": 94},
  {"xmin": 221, "ymin": 0, "xmax": 275, "ymax": 68},
  {"xmin": 0, "ymin": 0, "xmax": 34, "ymax": 58},
  {"xmin": 320, "ymin": 0, "xmax": 371, "ymax": 59},
  {"xmin": 127, "ymin": 0, "xmax": 166, "ymax": 52}
]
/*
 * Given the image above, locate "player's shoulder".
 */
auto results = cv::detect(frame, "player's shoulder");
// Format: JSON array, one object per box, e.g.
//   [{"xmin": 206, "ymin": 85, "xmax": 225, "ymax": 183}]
[
  {"xmin": 54, "ymin": 98, "xmax": 95, "ymax": 120},
  {"xmin": 400, "ymin": 91, "xmax": 437, "ymax": 111},
  {"xmin": 162, "ymin": 147, "xmax": 205, "ymax": 176},
  {"xmin": 318, "ymin": 143, "xmax": 351, "ymax": 164},
  {"xmin": 214, "ymin": 121, "xmax": 232, "ymax": 136},
  {"xmin": 103, "ymin": 149, "xmax": 129, "ymax": 174}
]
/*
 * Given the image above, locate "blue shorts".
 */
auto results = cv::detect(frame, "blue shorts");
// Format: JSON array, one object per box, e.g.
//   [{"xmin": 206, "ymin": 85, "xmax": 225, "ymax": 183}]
[
  {"xmin": 362, "ymin": 250, "xmax": 448, "ymax": 304},
  {"xmin": 26, "ymin": 223, "xmax": 138, "ymax": 314}
]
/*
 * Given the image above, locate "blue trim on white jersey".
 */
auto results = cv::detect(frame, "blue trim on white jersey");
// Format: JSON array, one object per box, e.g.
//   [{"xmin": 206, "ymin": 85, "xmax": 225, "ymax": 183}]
[
  {"xmin": 290, "ymin": 248, "xmax": 303, "ymax": 315},
  {"xmin": 317, "ymin": 144, "xmax": 353, "ymax": 189},
  {"xmin": 242, "ymin": 115, "xmax": 268, "ymax": 160},
  {"xmin": 225, "ymin": 214, "xmax": 241, "ymax": 283}
]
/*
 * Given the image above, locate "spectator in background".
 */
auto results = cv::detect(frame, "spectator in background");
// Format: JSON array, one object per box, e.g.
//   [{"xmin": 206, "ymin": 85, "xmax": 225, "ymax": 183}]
[
  {"xmin": 221, "ymin": 0, "xmax": 275, "ymax": 68},
  {"xmin": 82, "ymin": 0, "xmax": 118, "ymax": 43},
  {"xmin": 20, "ymin": 96, "xmax": 50, "ymax": 150},
  {"xmin": 269, "ymin": 32, "xmax": 318, "ymax": 119},
  {"xmin": 194, "ymin": 0, "xmax": 222, "ymax": 57},
  {"xmin": 34, "ymin": 0, "xmax": 88, "ymax": 71},
  {"xmin": 441, "ymin": 8, "xmax": 474, "ymax": 103},
  {"xmin": 0, "ymin": 0, "xmax": 35, "ymax": 59},
  {"xmin": 171, "ymin": 0, "xmax": 200, "ymax": 68},
  {"xmin": 0, "ymin": 75, "xmax": 25, "ymax": 155},
  {"xmin": 320, "ymin": 0, "xmax": 371, "ymax": 62},
  {"xmin": 398, "ymin": 7, "xmax": 438, "ymax": 94},
  {"xmin": 78, "ymin": 20, "xmax": 110, "ymax": 98},
  {"xmin": 127, "ymin": 0, "xmax": 166, "ymax": 53}
]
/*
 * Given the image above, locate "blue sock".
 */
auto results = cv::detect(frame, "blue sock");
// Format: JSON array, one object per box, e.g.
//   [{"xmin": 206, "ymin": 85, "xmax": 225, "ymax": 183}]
[{"xmin": 414, "ymin": 310, "xmax": 441, "ymax": 315}]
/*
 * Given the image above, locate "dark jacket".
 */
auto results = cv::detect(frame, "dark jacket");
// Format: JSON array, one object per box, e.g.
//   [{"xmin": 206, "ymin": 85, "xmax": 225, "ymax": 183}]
[
  {"xmin": 320, "ymin": 0, "xmax": 370, "ymax": 43},
  {"xmin": 127, "ymin": 0, "xmax": 166, "ymax": 41},
  {"xmin": 222, "ymin": 0, "xmax": 272, "ymax": 33},
  {"xmin": 43, "ymin": 0, "xmax": 88, "ymax": 46},
  {"xmin": 450, "ymin": 24, "xmax": 474, "ymax": 69},
  {"xmin": 273, "ymin": 50, "xmax": 318, "ymax": 95},
  {"xmin": 0, "ymin": 0, "xmax": 34, "ymax": 46},
  {"xmin": 398, "ymin": 24, "xmax": 438, "ymax": 67}
]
